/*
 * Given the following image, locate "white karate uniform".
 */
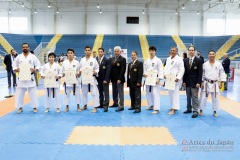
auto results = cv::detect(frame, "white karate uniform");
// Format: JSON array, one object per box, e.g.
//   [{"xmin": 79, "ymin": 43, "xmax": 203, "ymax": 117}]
[
  {"xmin": 62, "ymin": 60, "xmax": 81, "ymax": 106},
  {"xmin": 40, "ymin": 62, "xmax": 62, "ymax": 109},
  {"xmin": 164, "ymin": 55, "xmax": 185, "ymax": 110},
  {"xmin": 79, "ymin": 57, "xmax": 100, "ymax": 108},
  {"xmin": 144, "ymin": 56, "xmax": 163, "ymax": 110},
  {"xmin": 199, "ymin": 61, "xmax": 226, "ymax": 111},
  {"xmin": 12, "ymin": 53, "xmax": 40, "ymax": 109}
]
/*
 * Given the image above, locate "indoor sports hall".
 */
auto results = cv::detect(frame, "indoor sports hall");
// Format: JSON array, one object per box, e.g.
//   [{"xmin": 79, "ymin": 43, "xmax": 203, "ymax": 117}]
[{"xmin": 0, "ymin": 0, "xmax": 240, "ymax": 160}]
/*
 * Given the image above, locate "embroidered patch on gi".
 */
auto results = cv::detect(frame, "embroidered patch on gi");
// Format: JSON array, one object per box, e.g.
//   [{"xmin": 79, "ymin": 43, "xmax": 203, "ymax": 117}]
[
  {"xmin": 215, "ymin": 67, "xmax": 218, "ymax": 70},
  {"xmin": 152, "ymin": 63, "xmax": 155, "ymax": 67},
  {"xmin": 171, "ymin": 61, "xmax": 174, "ymax": 65},
  {"xmin": 90, "ymin": 62, "xmax": 93, "ymax": 66},
  {"xmin": 29, "ymin": 60, "xmax": 32, "ymax": 64},
  {"xmin": 73, "ymin": 65, "xmax": 76, "ymax": 68}
]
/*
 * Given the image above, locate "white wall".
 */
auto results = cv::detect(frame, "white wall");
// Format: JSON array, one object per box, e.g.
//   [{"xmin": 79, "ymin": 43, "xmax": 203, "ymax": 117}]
[
  {"xmin": 56, "ymin": 12, "xmax": 85, "ymax": 34},
  {"xmin": 33, "ymin": 12, "xmax": 54, "ymax": 34},
  {"xmin": 1, "ymin": 8, "xmax": 240, "ymax": 35}
]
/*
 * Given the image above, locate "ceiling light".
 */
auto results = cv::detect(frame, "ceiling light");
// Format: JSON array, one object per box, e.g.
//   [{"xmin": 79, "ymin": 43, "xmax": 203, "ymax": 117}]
[
  {"xmin": 99, "ymin": 9, "xmax": 102, "ymax": 14},
  {"xmin": 56, "ymin": 9, "xmax": 59, "ymax": 14},
  {"xmin": 182, "ymin": 4, "xmax": 185, "ymax": 10},
  {"xmin": 34, "ymin": 9, "xmax": 37, "ymax": 13},
  {"xmin": 97, "ymin": 3, "xmax": 100, "ymax": 8},
  {"xmin": 48, "ymin": 3, "xmax": 51, "ymax": 8},
  {"xmin": 22, "ymin": 2, "xmax": 24, "ymax": 7},
  {"xmin": 142, "ymin": 10, "xmax": 145, "ymax": 14}
]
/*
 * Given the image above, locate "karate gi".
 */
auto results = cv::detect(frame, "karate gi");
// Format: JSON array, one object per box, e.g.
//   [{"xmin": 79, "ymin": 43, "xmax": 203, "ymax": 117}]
[
  {"xmin": 164, "ymin": 55, "xmax": 185, "ymax": 110},
  {"xmin": 199, "ymin": 61, "xmax": 226, "ymax": 111},
  {"xmin": 79, "ymin": 57, "xmax": 100, "ymax": 108},
  {"xmin": 144, "ymin": 56, "xmax": 163, "ymax": 110},
  {"xmin": 62, "ymin": 60, "xmax": 81, "ymax": 106},
  {"xmin": 40, "ymin": 62, "xmax": 62, "ymax": 109},
  {"xmin": 12, "ymin": 53, "xmax": 40, "ymax": 109}
]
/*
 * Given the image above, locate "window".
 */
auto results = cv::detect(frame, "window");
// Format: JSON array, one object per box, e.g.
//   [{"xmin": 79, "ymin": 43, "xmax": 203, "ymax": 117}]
[
  {"xmin": 207, "ymin": 19, "xmax": 225, "ymax": 35},
  {"xmin": 9, "ymin": 17, "xmax": 28, "ymax": 33},
  {"xmin": 226, "ymin": 19, "xmax": 240, "ymax": 35},
  {"xmin": 0, "ymin": 17, "xmax": 8, "ymax": 33}
]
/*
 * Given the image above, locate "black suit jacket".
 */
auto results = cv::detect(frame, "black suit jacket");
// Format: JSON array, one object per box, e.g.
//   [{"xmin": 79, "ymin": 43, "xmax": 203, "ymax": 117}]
[
  {"xmin": 96, "ymin": 56, "xmax": 111, "ymax": 83},
  {"xmin": 110, "ymin": 55, "xmax": 126, "ymax": 83},
  {"xmin": 4, "ymin": 54, "xmax": 17, "ymax": 71},
  {"xmin": 222, "ymin": 57, "xmax": 230, "ymax": 74},
  {"xmin": 199, "ymin": 55, "xmax": 204, "ymax": 64},
  {"xmin": 183, "ymin": 57, "xmax": 203, "ymax": 88},
  {"xmin": 127, "ymin": 60, "xmax": 143, "ymax": 87}
]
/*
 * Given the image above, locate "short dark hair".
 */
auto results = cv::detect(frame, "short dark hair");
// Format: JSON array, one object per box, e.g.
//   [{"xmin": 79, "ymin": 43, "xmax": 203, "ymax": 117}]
[
  {"xmin": 149, "ymin": 46, "xmax": 156, "ymax": 52},
  {"xmin": 10, "ymin": 49, "xmax": 14, "ymax": 53},
  {"xmin": 197, "ymin": 51, "xmax": 201, "ymax": 53},
  {"xmin": 183, "ymin": 52, "xmax": 187, "ymax": 59},
  {"xmin": 85, "ymin": 46, "xmax": 91, "ymax": 50},
  {"xmin": 22, "ymin": 43, "xmax": 29, "ymax": 47},
  {"xmin": 188, "ymin": 45, "xmax": 196, "ymax": 51},
  {"xmin": 132, "ymin": 50, "xmax": 138, "ymax": 55},
  {"xmin": 98, "ymin": 48, "xmax": 104, "ymax": 52},
  {"xmin": 67, "ymin": 48, "xmax": 75, "ymax": 53},
  {"xmin": 208, "ymin": 50, "xmax": 216, "ymax": 54},
  {"xmin": 48, "ymin": 52, "xmax": 56, "ymax": 58}
]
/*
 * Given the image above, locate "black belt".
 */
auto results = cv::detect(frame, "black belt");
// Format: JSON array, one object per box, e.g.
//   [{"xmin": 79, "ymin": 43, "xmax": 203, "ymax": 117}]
[
  {"xmin": 63, "ymin": 82, "xmax": 76, "ymax": 95},
  {"xmin": 47, "ymin": 88, "xmax": 55, "ymax": 98},
  {"xmin": 204, "ymin": 79, "xmax": 217, "ymax": 84}
]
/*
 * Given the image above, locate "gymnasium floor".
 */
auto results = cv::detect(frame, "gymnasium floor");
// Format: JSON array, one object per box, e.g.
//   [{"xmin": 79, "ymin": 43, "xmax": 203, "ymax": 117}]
[{"xmin": 0, "ymin": 76, "xmax": 239, "ymax": 160}]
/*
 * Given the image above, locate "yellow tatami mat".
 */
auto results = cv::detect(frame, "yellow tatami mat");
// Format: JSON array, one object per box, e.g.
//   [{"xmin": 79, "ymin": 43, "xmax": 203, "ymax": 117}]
[{"xmin": 65, "ymin": 126, "xmax": 177, "ymax": 145}]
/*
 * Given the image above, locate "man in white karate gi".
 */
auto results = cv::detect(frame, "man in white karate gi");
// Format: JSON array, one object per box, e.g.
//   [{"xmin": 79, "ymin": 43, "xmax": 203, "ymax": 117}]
[
  {"xmin": 79, "ymin": 46, "xmax": 100, "ymax": 113},
  {"xmin": 13, "ymin": 43, "xmax": 40, "ymax": 113},
  {"xmin": 199, "ymin": 50, "xmax": 226, "ymax": 117},
  {"xmin": 62, "ymin": 49, "xmax": 81, "ymax": 112},
  {"xmin": 144, "ymin": 46, "xmax": 163, "ymax": 114},
  {"xmin": 164, "ymin": 47, "xmax": 185, "ymax": 115}
]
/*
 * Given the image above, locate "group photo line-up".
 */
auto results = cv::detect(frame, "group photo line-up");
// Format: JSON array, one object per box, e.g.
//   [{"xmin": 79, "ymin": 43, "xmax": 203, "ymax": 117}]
[{"xmin": 7, "ymin": 42, "xmax": 230, "ymax": 119}]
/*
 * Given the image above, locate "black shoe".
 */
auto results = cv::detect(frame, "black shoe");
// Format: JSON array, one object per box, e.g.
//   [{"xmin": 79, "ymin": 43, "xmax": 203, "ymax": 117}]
[
  {"xmin": 133, "ymin": 110, "xmax": 141, "ymax": 113},
  {"xmin": 8, "ymin": 85, "xmax": 11, "ymax": 88},
  {"xmin": 192, "ymin": 114, "xmax": 198, "ymax": 118},
  {"xmin": 104, "ymin": 108, "xmax": 108, "ymax": 112},
  {"xmin": 224, "ymin": 88, "xmax": 227, "ymax": 90},
  {"xmin": 128, "ymin": 107, "xmax": 135, "ymax": 110},
  {"xmin": 97, "ymin": 106, "xmax": 104, "ymax": 108},
  {"xmin": 183, "ymin": 110, "xmax": 192, "ymax": 114},
  {"xmin": 115, "ymin": 107, "xmax": 124, "ymax": 112},
  {"xmin": 13, "ymin": 84, "xmax": 17, "ymax": 87}
]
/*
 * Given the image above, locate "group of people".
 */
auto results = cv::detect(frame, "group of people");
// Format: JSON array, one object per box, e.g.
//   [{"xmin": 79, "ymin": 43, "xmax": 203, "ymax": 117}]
[{"xmin": 8, "ymin": 42, "xmax": 229, "ymax": 118}]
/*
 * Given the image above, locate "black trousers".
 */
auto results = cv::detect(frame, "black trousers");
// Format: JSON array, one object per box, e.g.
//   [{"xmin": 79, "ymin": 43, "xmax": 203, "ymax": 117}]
[
  {"xmin": 7, "ymin": 70, "xmax": 16, "ymax": 86},
  {"xmin": 97, "ymin": 82, "xmax": 109, "ymax": 107},
  {"xmin": 129, "ymin": 86, "xmax": 141, "ymax": 111},
  {"xmin": 112, "ymin": 82, "xmax": 124, "ymax": 107}
]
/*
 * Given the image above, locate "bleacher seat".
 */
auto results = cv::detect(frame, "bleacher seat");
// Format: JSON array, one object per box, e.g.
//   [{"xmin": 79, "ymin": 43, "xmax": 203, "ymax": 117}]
[
  {"xmin": 146, "ymin": 35, "xmax": 176, "ymax": 58},
  {"xmin": 101, "ymin": 35, "xmax": 142, "ymax": 61},
  {"xmin": 55, "ymin": 34, "xmax": 96, "ymax": 57}
]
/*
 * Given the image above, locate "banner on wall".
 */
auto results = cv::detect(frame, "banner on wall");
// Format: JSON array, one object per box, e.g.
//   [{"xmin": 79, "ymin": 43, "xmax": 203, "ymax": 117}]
[{"xmin": 121, "ymin": 49, "xmax": 127, "ymax": 63}]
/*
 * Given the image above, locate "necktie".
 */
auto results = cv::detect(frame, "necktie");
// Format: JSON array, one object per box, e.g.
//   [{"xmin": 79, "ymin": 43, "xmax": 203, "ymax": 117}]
[
  {"xmin": 130, "ymin": 61, "xmax": 134, "ymax": 70},
  {"xmin": 189, "ymin": 58, "xmax": 192, "ymax": 68}
]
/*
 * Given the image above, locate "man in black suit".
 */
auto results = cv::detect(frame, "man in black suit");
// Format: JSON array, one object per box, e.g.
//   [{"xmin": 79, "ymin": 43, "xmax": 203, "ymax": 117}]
[
  {"xmin": 197, "ymin": 51, "xmax": 204, "ymax": 64},
  {"xmin": 183, "ymin": 46, "xmax": 203, "ymax": 118},
  {"xmin": 127, "ymin": 51, "xmax": 143, "ymax": 113},
  {"xmin": 96, "ymin": 48, "xmax": 111, "ymax": 112},
  {"xmin": 4, "ymin": 49, "xmax": 17, "ymax": 88},
  {"xmin": 222, "ymin": 53, "xmax": 230, "ymax": 90},
  {"xmin": 110, "ymin": 46, "xmax": 126, "ymax": 112}
]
